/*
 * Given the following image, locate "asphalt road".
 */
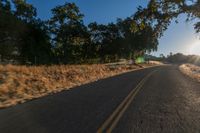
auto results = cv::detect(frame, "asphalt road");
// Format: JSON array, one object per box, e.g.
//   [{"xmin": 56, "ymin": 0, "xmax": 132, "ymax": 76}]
[{"xmin": 0, "ymin": 65, "xmax": 200, "ymax": 133}]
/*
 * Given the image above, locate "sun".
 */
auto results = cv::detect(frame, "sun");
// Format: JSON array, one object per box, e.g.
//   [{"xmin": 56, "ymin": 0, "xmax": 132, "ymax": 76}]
[{"xmin": 189, "ymin": 40, "xmax": 200, "ymax": 55}]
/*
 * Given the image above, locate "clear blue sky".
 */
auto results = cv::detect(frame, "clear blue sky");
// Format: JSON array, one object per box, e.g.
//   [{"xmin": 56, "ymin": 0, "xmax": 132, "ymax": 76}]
[{"xmin": 27, "ymin": 0, "xmax": 200, "ymax": 57}]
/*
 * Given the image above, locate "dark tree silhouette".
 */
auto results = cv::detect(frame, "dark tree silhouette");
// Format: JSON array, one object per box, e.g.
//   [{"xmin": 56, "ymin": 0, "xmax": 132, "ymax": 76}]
[{"xmin": 0, "ymin": 0, "xmax": 199, "ymax": 64}]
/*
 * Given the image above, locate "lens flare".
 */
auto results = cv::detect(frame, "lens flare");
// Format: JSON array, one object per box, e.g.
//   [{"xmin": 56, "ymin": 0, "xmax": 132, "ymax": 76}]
[{"xmin": 189, "ymin": 40, "xmax": 200, "ymax": 55}]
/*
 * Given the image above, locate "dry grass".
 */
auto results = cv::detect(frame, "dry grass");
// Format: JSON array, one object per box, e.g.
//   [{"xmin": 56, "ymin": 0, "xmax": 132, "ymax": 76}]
[
  {"xmin": 0, "ymin": 63, "xmax": 159, "ymax": 108},
  {"xmin": 179, "ymin": 64, "xmax": 200, "ymax": 82},
  {"xmin": 148, "ymin": 61, "xmax": 163, "ymax": 65}
]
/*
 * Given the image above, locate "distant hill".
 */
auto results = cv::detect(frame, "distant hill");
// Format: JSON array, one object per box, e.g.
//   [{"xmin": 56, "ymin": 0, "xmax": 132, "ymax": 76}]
[{"xmin": 166, "ymin": 53, "xmax": 200, "ymax": 66}]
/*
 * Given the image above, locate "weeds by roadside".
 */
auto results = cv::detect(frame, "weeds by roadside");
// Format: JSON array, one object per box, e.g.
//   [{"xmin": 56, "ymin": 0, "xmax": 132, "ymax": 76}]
[
  {"xmin": 0, "ymin": 63, "xmax": 159, "ymax": 108},
  {"xmin": 179, "ymin": 64, "xmax": 200, "ymax": 82}
]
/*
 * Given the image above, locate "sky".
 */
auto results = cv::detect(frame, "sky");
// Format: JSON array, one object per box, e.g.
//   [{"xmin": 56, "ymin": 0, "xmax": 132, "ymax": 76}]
[{"xmin": 27, "ymin": 0, "xmax": 200, "ymax": 57}]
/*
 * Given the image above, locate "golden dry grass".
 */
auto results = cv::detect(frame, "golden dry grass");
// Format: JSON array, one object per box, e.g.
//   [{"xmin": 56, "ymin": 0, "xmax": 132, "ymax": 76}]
[
  {"xmin": 179, "ymin": 64, "xmax": 200, "ymax": 82},
  {"xmin": 148, "ymin": 61, "xmax": 163, "ymax": 65},
  {"xmin": 0, "ymin": 63, "xmax": 158, "ymax": 108}
]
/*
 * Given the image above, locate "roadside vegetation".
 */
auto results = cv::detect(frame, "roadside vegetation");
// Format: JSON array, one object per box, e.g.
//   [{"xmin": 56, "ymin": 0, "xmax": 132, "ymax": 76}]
[
  {"xmin": 0, "ymin": 62, "xmax": 161, "ymax": 108},
  {"xmin": 180, "ymin": 64, "xmax": 200, "ymax": 82}
]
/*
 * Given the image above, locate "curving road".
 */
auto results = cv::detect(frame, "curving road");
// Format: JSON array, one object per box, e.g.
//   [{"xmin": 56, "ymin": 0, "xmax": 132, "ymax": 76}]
[{"xmin": 0, "ymin": 65, "xmax": 200, "ymax": 133}]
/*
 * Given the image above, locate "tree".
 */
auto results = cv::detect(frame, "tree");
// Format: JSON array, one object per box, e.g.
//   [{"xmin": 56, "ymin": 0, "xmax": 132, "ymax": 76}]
[
  {"xmin": 49, "ymin": 2, "xmax": 89, "ymax": 64},
  {"xmin": 12, "ymin": 0, "xmax": 37, "ymax": 23},
  {"xmin": 11, "ymin": 0, "xmax": 52, "ymax": 64},
  {"xmin": 88, "ymin": 22, "xmax": 122, "ymax": 62},
  {"xmin": 142, "ymin": 0, "xmax": 200, "ymax": 33},
  {"xmin": 116, "ymin": 16, "xmax": 158, "ymax": 60},
  {"xmin": 159, "ymin": 54, "xmax": 165, "ymax": 59},
  {"xmin": 0, "ymin": 0, "xmax": 52, "ymax": 64},
  {"xmin": 0, "ymin": 0, "xmax": 24, "ymax": 61},
  {"xmin": 19, "ymin": 20, "xmax": 52, "ymax": 64},
  {"xmin": 1, "ymin": 0, "xmax": 198, "ymax": 65}
]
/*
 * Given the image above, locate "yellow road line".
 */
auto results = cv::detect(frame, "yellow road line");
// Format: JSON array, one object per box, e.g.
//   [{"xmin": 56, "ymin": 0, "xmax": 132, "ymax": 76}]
[
  {"xmin": 97, "ymin": 76, "xmax": 146, "ymax": 132},
  {"xmin": 97, "ymin": 70, "xmax": 156, "ymax": 133}
]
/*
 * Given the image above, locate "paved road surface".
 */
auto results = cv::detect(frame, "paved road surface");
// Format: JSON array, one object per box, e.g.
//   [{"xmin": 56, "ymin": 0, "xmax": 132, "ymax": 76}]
[{"xmin": 0, "ymin": 65, "xmax": 200, "ymax": 133}]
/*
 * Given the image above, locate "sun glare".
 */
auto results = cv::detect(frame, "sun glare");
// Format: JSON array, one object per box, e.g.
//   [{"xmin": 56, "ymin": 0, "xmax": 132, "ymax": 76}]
[{"xmin": 189, "ymin": 40, "xmax": 200, "ymax": 55}]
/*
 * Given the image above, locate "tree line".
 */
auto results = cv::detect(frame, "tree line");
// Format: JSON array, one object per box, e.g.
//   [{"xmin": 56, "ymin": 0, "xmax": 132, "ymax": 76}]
[
  {"xmin": 0, "ymin": 0, "xmax": 199, "ymax": 65},
  {"xmin": 165, "ymin": 53, "xmax": 200, "ymax": 66}
]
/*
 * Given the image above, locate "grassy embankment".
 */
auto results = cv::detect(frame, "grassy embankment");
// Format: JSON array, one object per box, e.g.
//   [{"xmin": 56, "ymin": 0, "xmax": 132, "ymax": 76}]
[{"xmin": 0, "ymin": 61, "xmax": 161, "ymax": 108}]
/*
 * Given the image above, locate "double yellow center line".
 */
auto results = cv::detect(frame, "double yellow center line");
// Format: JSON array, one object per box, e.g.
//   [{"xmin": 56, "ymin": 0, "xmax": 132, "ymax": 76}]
[{"xmin": 97, "ymin": 70, "xmax": 156, "ymax": 133}]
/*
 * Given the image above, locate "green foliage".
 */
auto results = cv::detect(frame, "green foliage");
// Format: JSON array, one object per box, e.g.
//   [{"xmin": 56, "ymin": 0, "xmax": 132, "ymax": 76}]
[
  {"xmin": 0, "ymin": 1, "xmax": 199, "ymax": 65},
  {"xmin": 19, "ymin": 20, "xmax": 52, "ymax": 64},
  {"xmin": 0, "ymin": 0, "xmax": 24, "ymax": 61},
  {"xmin": 146, "ymin": 0, "xmax": 200, "ymax": 33},
  {"xmin": 0, "ymin": 0, "xmax": 52, "ymax": 64},
  {"xmin": 49, "ymin": 2, "xmax": 90, "ymax": 64},
  {"xmin": 12, "ymin": 0, "xmax": 37, "ymax": 22}
]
